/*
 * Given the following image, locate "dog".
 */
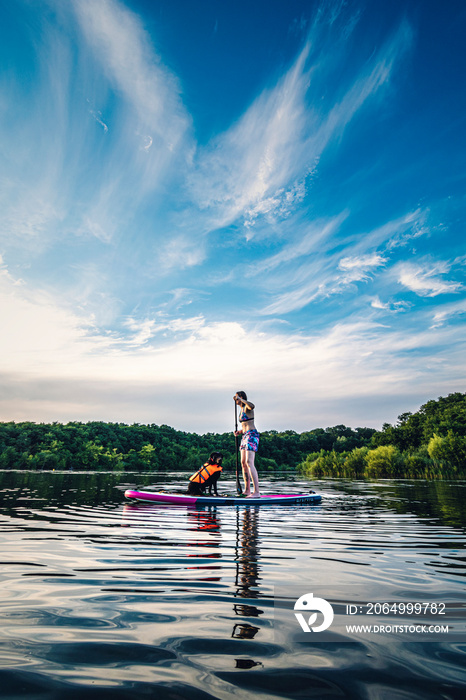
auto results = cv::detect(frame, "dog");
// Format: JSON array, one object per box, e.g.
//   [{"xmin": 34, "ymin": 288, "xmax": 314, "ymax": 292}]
[{"xmin": 188, "ymin": 452, "xmax": 223, "ymax": 496}]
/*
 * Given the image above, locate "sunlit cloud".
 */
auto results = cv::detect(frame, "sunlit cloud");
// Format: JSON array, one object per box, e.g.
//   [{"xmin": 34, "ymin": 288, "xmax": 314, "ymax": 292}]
[
  {"xmin": 396, "ymin": 261, "xmax": 464, "ymax": 297},
  {"xmin": 1, "ymin": 0, "xmax": 464, "ymax": 431},
  {"xmin": 338, "ymin": 253, "xmax": 388, "ymax": 282},
  {"xmin": 1, "ymin": 262, "xmax": 464, "ymax": 430}
]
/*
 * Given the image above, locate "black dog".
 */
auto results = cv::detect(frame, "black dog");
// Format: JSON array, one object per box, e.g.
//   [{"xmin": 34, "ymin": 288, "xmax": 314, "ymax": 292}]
[{"xmin": 188, "ymin": 452, "xmax": 223, "ymax": 496}]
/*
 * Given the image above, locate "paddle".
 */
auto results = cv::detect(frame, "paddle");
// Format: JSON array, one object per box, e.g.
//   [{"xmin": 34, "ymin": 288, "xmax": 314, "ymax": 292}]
[{"xmin": 234, "ymin": 397, "xmax": 242, "ymax": 495}]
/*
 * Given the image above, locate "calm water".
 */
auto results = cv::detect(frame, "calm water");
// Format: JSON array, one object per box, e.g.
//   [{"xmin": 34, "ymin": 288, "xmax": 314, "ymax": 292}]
[{"xmin": 0, "ymin": 471, "xmax": 465, "ymax": 699}]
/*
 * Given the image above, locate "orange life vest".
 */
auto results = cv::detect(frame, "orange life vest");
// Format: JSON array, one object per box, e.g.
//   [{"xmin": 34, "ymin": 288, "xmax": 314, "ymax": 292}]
[{"xmin": 189, "ymin": 462, "xmax": 222, "ymax": 484}]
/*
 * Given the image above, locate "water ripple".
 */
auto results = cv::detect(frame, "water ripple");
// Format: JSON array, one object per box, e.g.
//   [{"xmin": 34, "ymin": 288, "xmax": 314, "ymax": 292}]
[{"xmin": 0, "ymin": 472, "xmax": 465, "ymax": 698}]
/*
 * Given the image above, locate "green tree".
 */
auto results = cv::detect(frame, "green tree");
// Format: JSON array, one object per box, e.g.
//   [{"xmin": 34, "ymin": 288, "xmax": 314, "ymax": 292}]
[
  {"xmin": 138, "ymin": 444, "xmax": 159, "ymax": 470},
  {"xmin": 365, "ymin": 445, "xmax": 402, "ymax": 478},
  {"xmin": 344, "ymin": 447, "xmax": 369, "ymax": 477},
  {"xmin": 428, "ymin": 431, "xmax": 466, "ymax": 470},
  {"xmin": 0, "ymin": 446, "xmax": 19, "ymax": 468}
]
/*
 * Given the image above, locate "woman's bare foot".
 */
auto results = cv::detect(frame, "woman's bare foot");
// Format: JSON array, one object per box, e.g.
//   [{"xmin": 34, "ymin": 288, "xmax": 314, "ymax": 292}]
[{"xmin": 246, "ymin": 492, "xmax": 260, "ymax": 498}]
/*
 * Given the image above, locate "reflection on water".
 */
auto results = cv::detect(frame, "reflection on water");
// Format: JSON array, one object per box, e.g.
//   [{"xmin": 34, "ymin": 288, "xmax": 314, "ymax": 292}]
[
  {"xmin": 232, "ymin": 507, "xmax": 263, "ymax": 642},
  {"xmin": 0, "ymin": 471, "xmax": 465, "ymax": 699}
]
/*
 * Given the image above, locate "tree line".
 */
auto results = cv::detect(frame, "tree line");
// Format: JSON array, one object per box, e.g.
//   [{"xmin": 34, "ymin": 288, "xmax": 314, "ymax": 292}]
[
  {"xmin": 0, "ymin": 420, "xmax": 374, "ymax": 473},
  {"xmin": 299, "ymin": 392, "xmax": 466, "ymax": 479},
  {"xmin": 1, "ymin": 392, "xmax": 465, "ymax": 477}
]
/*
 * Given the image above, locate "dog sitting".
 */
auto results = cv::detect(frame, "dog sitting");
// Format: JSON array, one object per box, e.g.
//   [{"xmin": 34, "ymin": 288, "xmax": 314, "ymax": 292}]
[{"xmin": 188, "ymin": 452, "xmax": 223, "ymax": 496}]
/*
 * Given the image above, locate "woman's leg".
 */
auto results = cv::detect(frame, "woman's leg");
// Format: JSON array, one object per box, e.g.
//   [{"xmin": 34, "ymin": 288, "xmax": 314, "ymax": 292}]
[
  {"xmin": 241, "ymin": 451, "xmax": 251, "ymax": 495},
  {"xmin": 245, "ymin": 451, "xmax": 260, "ymax": 497}
]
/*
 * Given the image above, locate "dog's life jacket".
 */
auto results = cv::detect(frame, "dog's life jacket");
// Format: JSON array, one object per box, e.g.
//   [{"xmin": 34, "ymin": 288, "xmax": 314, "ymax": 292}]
[{"xmin": 189, "ymin": 462, "xmax": 222, "ymax": 484}]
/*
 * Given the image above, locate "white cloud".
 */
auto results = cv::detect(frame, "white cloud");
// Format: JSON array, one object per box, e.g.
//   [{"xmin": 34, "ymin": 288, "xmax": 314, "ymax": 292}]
[
  {"xmin": 122, "ymin": 315, "xmax": 206, "ymax": 346},
  {"xmin": 88, "ymin": 106, "xmax": 109, "ymax": 132},
  {"xmin": 260, "ymin": 241, "xmax": 387, "ymax": 315},
  {"xmin": 338, "ymin": 253, "xmax": 387, "ymax": 282},
  {"xmin": 189, "ymin": 42, "xmax": 313, "ymax": 228},
  {"xmin": 2, "ymin": 3, "xmax": 462, "ymax": 433},
  {"xmin": 188, "ymin": 18, "xmax": 412, "ymax": 238},
  {"xmin": 72, "ymin": 0, "xmax": 190, "ymax": 152},
  {"xmin": 244, "ymin": 165, "xmax": 318, "ymax": 227},
  {"xmin": 371, "ymin": 296, "xmax": 410, "ymax": 313},
  {"xmin": 258, "ymin": 209, "xmax": 434, "ymax": 315},
  {"xmin": 141, "ymin": 135, "xmax": 153, "ymax": 151},
  {"xmin": 0, "ymin": 255, "xmax": 23, "ymax": 286},
  {"xmin": 346, "ymin": 210, "xmax": 425, "ymax": 258},
  {"xmin": 253, "ymin": 212, "xmax": 348, "ymax": 275},
  {"xmin": 0, "ymin": 268, "xmax": 105, "ymax": 376},
  {"xmin": 339, "ymin": 254, "xmax": 387, "ymax": 270},
  {"xmin": 1, "ymin": 264, "xmax": 465, "ymax": 431},
  {"xmin": 123, "ymin": 317, "xmax": 158, "ymax": 346},
  {"xmin": 159, "ymin": 288, "xmax": 208, "ymax": 311},
  {"xmin": 431, "ymin": 299, "xmax": 466, "ymax": 328},
  {"xmin": 371, "ymin": 296, "xmax": 390, "ymax": 310},
  {"xmin": 156, "ymin": 235, "xmax": 207, "ymax": 272},
  {"xmin": 396, "ymin": 261, "xmax": 463, "ymax": 297},
  {"xmin": 312, "ymin": 19, "xmax": 412, "ymax": 145}
]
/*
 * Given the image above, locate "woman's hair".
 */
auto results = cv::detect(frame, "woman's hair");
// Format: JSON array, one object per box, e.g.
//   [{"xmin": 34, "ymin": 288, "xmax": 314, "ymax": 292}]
[{"xmin": 236, "ymin": 391, "xmax": 247, "ymax": 400}]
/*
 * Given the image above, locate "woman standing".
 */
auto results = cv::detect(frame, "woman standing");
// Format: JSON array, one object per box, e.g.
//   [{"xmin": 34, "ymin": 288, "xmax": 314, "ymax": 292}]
[{"xmin": 234, "ymin": 391, "xmax": 260, "ymax": 498}]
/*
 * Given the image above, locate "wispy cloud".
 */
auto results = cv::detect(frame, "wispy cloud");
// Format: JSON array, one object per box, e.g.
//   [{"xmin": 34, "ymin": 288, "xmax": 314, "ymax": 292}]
[
  {"xmin": 252, "ymin": 212, "xmax": 349, "ymax": 275},
  {"xmin": 1, "ymin": 0, "xmax": 464, "ymax": 431},
  {"xmin": 155, "ymin": 234, "xmax": 208, "ymax": 272},
  {"xmin": 188, "ymin": 14, "xmax": 412, "ymax": 238},
  {"xmin": 72, "ymin": 0, "xmax": 190, "ymax": 154},
  {"xmin": 431, "ymin": 299, "xmax": 466, "ymax": 328},
  {"xmin": 123, "ymin": 314, "xmax": 206, "ymax": 347},
  {"xmin": 371, "ymin": 296, "xmax": 410, "ymax": 313},
  {"xmin": 259, "ymin": 209, "xmax": 426, "ymax": 315},
  {"xmin": 87, "ymin": 103, "xmax": 109, "ymax": 132},
  {"xmin": 188, "ymin": 41, "xmax": 313, "ymax": 229},
  {"xmin": 1, "ymin": 0, "xmax": 194, "ymax": 256},
  {"xmin": 338, "ymin": 253, "xmax": 388, "ymax": 282},
  {"xmin": 1, "ymin": 257, "xmax": 463, "ymax": 429},
  {"xmin": 396, "ymin": 261, "xmax": 464, "ymax": 297},
  {"xmin": 311, "ymin": 19, "xmax": 412, "ymax": 146}
]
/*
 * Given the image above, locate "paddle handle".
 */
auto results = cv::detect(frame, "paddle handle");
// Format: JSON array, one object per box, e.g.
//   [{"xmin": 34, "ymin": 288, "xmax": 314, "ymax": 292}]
[{"xmin": 234, "ymin": 398, "xmax": 242, "ymax": 494}]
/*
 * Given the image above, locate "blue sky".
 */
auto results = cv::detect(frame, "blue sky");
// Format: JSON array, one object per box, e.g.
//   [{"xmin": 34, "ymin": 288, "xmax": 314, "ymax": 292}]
[{"xmin": 0, "ymin": 0, "xmax": 465, "ymax": 433}]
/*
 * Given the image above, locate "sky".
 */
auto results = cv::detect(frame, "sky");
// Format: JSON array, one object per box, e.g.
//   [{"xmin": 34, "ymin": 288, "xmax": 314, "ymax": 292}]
[{"xmin": 0, "ymin": 0, "xmax": 465, "ymax": 433}]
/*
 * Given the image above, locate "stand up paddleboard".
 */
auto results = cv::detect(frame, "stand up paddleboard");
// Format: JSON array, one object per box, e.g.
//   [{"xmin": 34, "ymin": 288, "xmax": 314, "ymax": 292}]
[{"xmin": 124, "ymin": 490, "xmax": 321, "ymax": 506}]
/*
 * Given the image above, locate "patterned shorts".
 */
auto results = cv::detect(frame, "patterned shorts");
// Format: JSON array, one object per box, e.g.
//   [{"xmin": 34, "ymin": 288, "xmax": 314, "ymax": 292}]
[{"xmin": 240, "ymin": 429, "xmax": 260, "ymax": 452}]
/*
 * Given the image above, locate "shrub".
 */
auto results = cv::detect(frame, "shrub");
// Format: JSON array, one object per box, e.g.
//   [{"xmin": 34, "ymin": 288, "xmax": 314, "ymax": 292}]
[
  {"xmin": 343, "ymin": 447, "xmax": 369, "ymax": 477},
  {"xmin": 365, "ymin": 445, "xmax": 403, "ymax": 478},
  {"xmin": 428, "ymin": 431, "xmax": 466, "ymax": 470}
]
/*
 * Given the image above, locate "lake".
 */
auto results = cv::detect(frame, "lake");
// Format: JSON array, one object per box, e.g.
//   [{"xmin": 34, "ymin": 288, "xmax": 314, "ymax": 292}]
[{"xmin": 0, "ymin": 471, "xmax": 465, "ymax": 699}]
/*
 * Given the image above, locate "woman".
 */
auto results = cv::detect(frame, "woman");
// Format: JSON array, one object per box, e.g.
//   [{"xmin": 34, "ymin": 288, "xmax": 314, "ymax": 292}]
[{"xmin": 234, "ymin": 391, "xmax": 260, "ymax": 497}]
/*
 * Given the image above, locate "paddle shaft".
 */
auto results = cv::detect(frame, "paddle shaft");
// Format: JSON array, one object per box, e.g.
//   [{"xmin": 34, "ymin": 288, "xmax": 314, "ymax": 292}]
[{"xmin": 234, "ymin": 399, "xmax": 242, "ymax": 494}]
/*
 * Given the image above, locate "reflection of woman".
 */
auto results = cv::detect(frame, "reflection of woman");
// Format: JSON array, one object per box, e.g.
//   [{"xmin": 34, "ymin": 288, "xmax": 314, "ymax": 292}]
[
  {"xmin": 232, "ymin": 506, "xmax": 262, "ymax": 640},
  {"xmin": 234, "ymin": 391, "xmax": 260, "ymax": 498}
]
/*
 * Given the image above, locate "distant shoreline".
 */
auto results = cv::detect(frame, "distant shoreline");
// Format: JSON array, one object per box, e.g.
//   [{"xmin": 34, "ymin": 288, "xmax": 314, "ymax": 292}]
[{"xmin": 1, "ymin": 392, "xmax": 465, "ymax": 478}]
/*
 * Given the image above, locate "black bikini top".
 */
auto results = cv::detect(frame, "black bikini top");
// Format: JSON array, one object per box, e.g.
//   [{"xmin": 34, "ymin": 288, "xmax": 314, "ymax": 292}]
[{"xmin": 239, "ymin": 411, "xmax": 254, "ymax": 423}]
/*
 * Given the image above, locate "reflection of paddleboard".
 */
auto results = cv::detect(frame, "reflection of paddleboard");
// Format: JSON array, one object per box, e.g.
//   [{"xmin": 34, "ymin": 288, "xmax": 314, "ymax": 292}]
[{"xmin": 124, "ymin": 490, "xmax": 322, "ymax": 506}]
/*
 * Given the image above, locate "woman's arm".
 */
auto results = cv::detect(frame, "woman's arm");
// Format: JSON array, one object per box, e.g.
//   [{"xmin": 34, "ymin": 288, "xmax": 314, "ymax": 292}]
[{"xmin": 234, "ymin": 394, "xmax": 255, "ymax": 411}]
